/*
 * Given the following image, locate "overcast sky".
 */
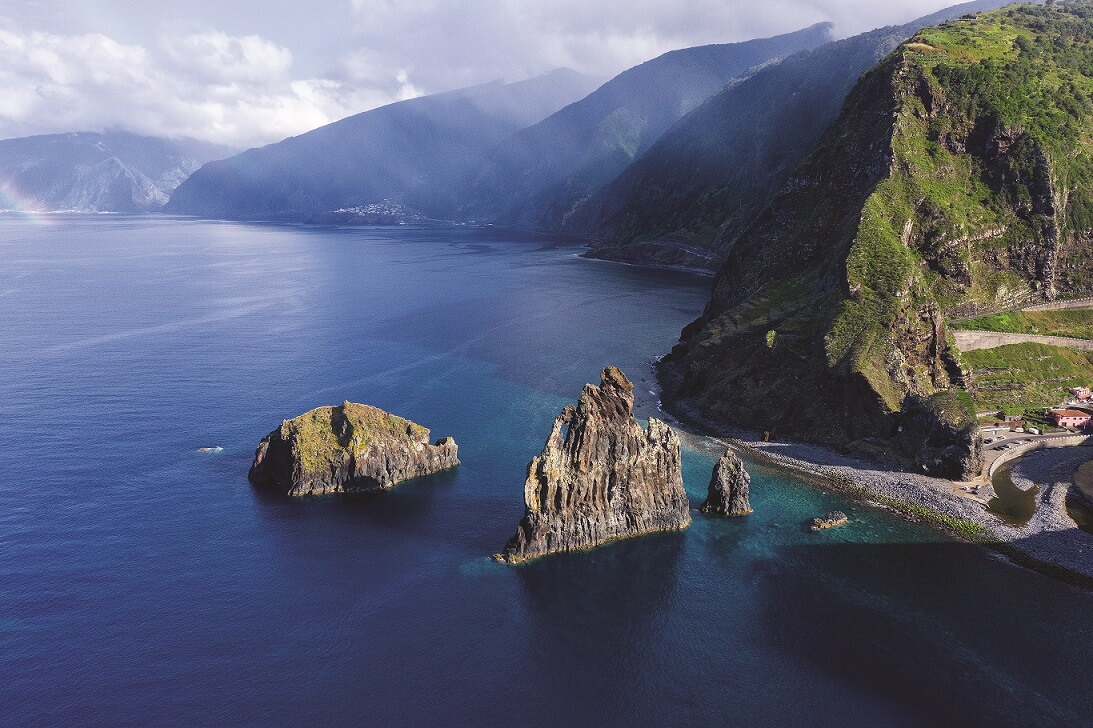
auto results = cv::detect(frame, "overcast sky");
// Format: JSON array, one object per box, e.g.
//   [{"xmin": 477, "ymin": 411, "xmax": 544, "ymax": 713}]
[{"xmin": 0, "ymin": 1, "xmax": 967, "ymax": 148}]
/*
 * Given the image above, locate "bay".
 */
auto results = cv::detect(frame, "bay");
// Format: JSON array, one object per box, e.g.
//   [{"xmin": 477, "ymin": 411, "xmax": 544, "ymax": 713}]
[{"xmin": 1, "ymin": 217, "xmax": 1090, "ymax": 726}]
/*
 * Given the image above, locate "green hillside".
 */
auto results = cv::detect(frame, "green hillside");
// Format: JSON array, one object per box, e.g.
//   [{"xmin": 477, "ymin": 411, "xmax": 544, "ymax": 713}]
[
  {"xmin": 962, "ymin": 342, "xmax": 1093, "ymax": 410},
  {"xmin": 661, "ymin": 2, "xmax": 1093, "ymax": 479},
  {"xmin": 961, "ymin": 307, "xmax": 1093, "ymax": 338}
]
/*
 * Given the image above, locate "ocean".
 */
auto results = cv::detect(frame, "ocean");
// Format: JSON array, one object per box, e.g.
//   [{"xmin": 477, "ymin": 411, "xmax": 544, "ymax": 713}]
[{"xmin": 1, "ymin": 217, "xmax": 1090, "ymax": 726}]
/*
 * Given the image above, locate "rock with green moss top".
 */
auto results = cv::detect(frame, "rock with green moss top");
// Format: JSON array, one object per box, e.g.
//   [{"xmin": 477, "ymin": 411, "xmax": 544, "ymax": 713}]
[
  {"xmin": 248, "ymin": 401, "xmax": 459, "ymax": 496},
  {"xmin": 496, "ymin": 367, "xmax": 690, "ymax": 564}
]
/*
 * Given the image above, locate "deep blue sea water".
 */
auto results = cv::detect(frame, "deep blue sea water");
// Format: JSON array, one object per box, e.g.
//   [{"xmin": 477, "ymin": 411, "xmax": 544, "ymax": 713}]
[{"xmin": 1, "ymin": 217, "xmax": 1091, "ymax": 727}]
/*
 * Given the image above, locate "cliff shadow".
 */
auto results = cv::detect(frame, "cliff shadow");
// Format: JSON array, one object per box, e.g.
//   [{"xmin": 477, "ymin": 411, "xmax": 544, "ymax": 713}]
[{"xmin": 753, "ymin": 537, "xmax": 1093, "ymax": 727}]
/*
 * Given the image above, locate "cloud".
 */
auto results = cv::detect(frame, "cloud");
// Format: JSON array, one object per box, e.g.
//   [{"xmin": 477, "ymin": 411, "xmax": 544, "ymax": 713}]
[
  {"xmin": 0, "ymin": 1, "xmax": 968, "ymax": 146},
  {"xmin": 0, "ymin": 24, "xmax": 422, "ymax": 147},
  {"xmin": 344, "ymin": 0, "xmax": 961, "ymax": 89}
]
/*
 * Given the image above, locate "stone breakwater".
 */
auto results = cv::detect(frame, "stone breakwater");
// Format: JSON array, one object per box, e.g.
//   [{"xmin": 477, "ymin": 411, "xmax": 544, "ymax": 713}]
[
  {"xmin": 496, "ymin": 367, "xmax": 691, "ymax": 564},
  {"xmin": 249, "ymin": 401, "xmax": 459, "ymax": 496}
]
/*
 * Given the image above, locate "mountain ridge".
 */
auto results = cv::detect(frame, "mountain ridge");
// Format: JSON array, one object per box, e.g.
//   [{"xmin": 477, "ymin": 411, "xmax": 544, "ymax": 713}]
[
  {"xmin": 425, "ymin": 22, "xmax": 835, "ymax": 229},
  {"xmin": 576, "ymin": 0, "xmax": 1024, "ymax": 271},
  {"xmin": 164, "ymin": 69, "xmax": 601, "ymax": 221},
  {"xmin": 0, "ymin": 131, "xmax": 235, "ymax": 213}
]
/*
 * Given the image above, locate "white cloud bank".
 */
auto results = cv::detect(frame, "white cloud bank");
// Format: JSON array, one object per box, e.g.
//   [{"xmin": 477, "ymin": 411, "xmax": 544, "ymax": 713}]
[
  {"xmin": 0, "ymin": 0, "xmax": 967, "ymax": 147},
  {"xmin": 345, "ymin": 0, "xmax": 964, "ymax": 90},
  {"xmin": 0, "ymin": 25, "xmax": 421, "ymax": 147}
]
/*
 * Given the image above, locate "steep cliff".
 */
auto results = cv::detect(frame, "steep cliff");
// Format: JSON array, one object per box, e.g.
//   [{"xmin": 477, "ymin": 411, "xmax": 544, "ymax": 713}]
[
  {"xmin": 700, "ymin": 449, "xmax": 753, "ymax": 516},
  {"xmin": 497, "ymin": 367, "xmax": 690, "ymax": 563},
  {"xmin": 248, "ymin": 401, "xmax": 459, "ymax": 496},
  {"xmin": 661, "ymin": 3, "xmax": 1093, "ymax": 478},
  {"xmin": 576, "ymin": 0, "xmax": 1015, "ymax": 270}
]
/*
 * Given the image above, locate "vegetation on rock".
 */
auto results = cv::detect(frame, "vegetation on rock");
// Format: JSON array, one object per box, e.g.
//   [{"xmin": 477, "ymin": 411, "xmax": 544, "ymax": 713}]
[
  {"xmin": 661, "ymin": 3, "xmax": 1093, "ymax": 478},
  {"xmin": 248, "ymin": 402, "xmax": 459, "ymax": 496},
  {"xmin": 961, "ymin": 308, "xmax": 1093, "ymax": 339}
]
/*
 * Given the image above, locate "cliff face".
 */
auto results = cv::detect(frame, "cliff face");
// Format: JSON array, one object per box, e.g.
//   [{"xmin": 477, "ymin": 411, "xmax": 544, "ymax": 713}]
[
  {"xmin": 497, "ymin": 367, "xmax": 690, "ymax": 563},
  {"xmin": 248, "ymin": 401, "xmax": 459, "ymax": 496},
  {"xmin": 660, "ymin": 4, "xmax": 1093, "ymax": 479},
  {"xmin": 575, "ymin": 0, "xmax": 1015, "ymax": 270},
  {"xmin": 700, "ymin": 449, "xmax": 753, "ymax": 516}
]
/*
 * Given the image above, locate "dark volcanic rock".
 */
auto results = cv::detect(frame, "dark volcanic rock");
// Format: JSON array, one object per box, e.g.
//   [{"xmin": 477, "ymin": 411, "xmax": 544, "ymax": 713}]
[
  {"xmin": 895, "ymin": 392, "xmax": 983, "ymax": 480},
  {"xmin": 700, "ymin": 449, "xmax": 753, "ymax": 516},
  {"xmin": 811, "ymin": 511, "xmax": 849, "ymax": 531},
  {"xmin": 497, "ymin": 367, "xmax": 690, "ymax": 563},
  {"xmin": 248, "ymin": 401, "xmax": 459, "ymax": 496}
]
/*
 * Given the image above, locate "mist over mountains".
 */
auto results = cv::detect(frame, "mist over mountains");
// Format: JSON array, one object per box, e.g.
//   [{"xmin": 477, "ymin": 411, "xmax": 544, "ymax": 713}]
[
  {"xmin": 163, "ymin": 70, "xmax": 601, "ymax": 221},
  {"xmin": 0, "ymin": 0, "xmax": 1024, "ymax": 228},
  {"xmin": 0, "ymin": 132, "xmax": 234, "ymax": 214},
  {"xmin": 416, "ymin": 23, "xmax": 834, "ymax": 229}
]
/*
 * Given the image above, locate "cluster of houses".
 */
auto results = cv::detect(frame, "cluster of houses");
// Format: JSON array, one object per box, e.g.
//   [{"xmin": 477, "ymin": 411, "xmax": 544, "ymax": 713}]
[{"xmin": 1047, "ymin": 387, "xmax": 1093, "ymax": 431}]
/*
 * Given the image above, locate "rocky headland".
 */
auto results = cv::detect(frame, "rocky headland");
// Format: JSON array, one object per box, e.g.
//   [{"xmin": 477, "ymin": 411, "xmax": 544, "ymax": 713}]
[
  {"xmin": 248, "ymin": 401, "xmax": 459, "ymax": 496},
  {"xmin": 657, "ymin": 5, "xmax": 1093, "ymax": 481},
  {"xmin": 496, "ymin": 367, "xmax": 691, "ymax": 563},
  {"xmin": 700, "ymin": 449, "xmax": 752, "ymax": 516}
]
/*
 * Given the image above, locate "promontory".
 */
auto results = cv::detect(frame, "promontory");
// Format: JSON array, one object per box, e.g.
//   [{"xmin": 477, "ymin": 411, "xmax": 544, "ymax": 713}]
[
  {"xmin": 496, "ymin": 367, "xmax": 690, "ymax": 563},
  {"xmin": 248, "ymin": 401, "xmax": 459, "ymax": 496}
]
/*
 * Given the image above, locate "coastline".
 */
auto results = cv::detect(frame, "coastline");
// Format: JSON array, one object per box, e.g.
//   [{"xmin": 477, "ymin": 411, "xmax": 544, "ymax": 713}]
[{"xmin": 655, "ymin": 395, "xmax": 1093, "ymax": 587}]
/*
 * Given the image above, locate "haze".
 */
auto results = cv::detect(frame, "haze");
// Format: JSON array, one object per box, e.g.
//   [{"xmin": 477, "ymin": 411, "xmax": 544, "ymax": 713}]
[{"xmin": 1, "ymin": 0, "xmax": 975, "ymax": 146}]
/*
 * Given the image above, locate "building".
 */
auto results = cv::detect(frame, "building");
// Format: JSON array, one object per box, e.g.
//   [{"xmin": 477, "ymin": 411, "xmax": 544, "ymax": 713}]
[
  {"xmin": 1069, "ymin": 386, "xmax": 1091, "ymax": 401},
  {"xmin": 1050, "ymin": 409, "xmax": 1093, "ymax": 429}
]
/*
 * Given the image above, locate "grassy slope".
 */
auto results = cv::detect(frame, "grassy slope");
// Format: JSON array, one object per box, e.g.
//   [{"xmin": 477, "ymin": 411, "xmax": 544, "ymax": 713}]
[
  {"xmin": 961, "ymin": 307, "xmax": 1093, "ymax": 338},
  {"xmin": 833, "ymin": 2, "xmax": 1093, "ymax": 410},
  {"xmin": 282, "ymin": 402, "xmax": 427, "ymax": 473},
  {"xmin": 961, "ymin": 342, "xmax": 1093, "ymax": 410}
]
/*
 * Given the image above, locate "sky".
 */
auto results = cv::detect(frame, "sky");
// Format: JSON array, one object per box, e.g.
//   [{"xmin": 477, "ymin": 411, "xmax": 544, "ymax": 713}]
[{"xmin": 0, "ymin": 0, "xmax": 971, "ymax": 148}]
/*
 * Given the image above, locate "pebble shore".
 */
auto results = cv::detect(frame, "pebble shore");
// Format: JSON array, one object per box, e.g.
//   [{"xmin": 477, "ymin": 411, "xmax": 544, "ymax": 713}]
[{"xmin": 670, "ymin": 419, "xmax": 1093, "ymax": 584}]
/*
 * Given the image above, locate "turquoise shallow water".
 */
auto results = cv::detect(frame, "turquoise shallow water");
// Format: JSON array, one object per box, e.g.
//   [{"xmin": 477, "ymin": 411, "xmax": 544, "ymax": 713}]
[{"xmin": 1, "ymin": 217, "xmax": 1091, "ymax": 726}]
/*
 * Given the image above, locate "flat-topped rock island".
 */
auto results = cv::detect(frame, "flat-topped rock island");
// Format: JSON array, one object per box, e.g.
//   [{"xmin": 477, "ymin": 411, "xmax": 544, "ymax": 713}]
[{"xmin": 248, "ymin": 401, "xmax": 459, "ymax": 496}]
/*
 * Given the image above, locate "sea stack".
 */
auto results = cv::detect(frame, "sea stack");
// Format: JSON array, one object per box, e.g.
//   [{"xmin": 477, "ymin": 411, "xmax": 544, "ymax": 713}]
[
  {"xmin": 496, "ymin": 367, "xmax": 690, "ymax": 564},
  {"xmin": 248, "ymin": 401, "xmax": 459, "ymax": 496},
  {"xmin": 700, "ymin": 449, "xmax": 752, "ymax": 516}
]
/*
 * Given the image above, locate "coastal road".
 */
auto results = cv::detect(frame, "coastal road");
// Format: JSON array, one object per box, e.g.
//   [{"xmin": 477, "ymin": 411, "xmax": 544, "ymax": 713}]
[
  {"xmin": 1021, "ymin": 296, "xmax": 1093, "ymax": 312},
  {"xmin": 979, "ymin": 430, "xmax": 1092, "ymax": 478},
  {"xmin": 952, "ymin": 330, "xmax": 1093, "ymax": 351}
]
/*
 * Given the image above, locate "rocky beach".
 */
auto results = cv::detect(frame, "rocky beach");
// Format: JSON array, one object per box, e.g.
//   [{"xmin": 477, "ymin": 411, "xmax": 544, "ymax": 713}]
[{"xmin": 665, "ymin": 414, "xmax": 1093, "ymax": 584}]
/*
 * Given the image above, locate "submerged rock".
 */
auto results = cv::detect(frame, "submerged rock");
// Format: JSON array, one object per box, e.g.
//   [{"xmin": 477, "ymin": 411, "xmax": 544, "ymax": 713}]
[
  {"xmin": 248, "ymin": 401, "xmax": 459, "ymax": 496},
  {"xmin": 496, "ymin": 367, "xmax": 691, "ymax": 564},
  {"xmin": 811, "ymin": 511, "xmax": 849, "ymax": 531},
  {"xmin": 700, "ymin": 449, "xmax": 752, "ymax": 516}
]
